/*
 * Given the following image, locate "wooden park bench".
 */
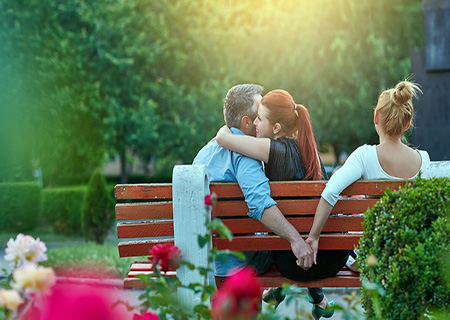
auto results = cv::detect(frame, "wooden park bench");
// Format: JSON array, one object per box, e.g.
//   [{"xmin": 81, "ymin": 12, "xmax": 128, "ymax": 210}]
[
  {"xmin": 115, "ymin": 162, "xmax": 449, "ymax": 302},
  {"xmin": 115, "ymin": 161, "xmax": 450, "ymax": 302}
]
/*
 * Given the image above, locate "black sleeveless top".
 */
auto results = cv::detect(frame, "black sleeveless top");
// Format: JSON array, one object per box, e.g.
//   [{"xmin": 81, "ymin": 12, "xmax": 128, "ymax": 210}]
[{"xmin": 265, "ymin": 137, "xmax": 328, "ymax": 181}]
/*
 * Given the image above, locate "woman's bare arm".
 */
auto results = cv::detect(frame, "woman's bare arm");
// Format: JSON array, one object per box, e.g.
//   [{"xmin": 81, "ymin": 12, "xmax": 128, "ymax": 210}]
[
  {"xmin": 216, "ymin": 125, "xmax": 270, "ymax": 163},
  {"xmin": 304, "ymin": 197, "xmax": 334, "ymax": 265}
]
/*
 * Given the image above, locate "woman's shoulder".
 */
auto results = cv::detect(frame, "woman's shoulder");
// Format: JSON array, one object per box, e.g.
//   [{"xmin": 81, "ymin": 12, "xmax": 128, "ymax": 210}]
[
  {"xmin": 417, "ymin": 149, "xmax": 431, "ymax": 165},
  {"xmin": 275, "ymin": 136, "xmax": 296, "ymax": 145},
  {"xmin": 270, "ymin": 137, "xmax": 297, "ymax": 152},
  {"xmin": 348, "ymin": 144, "xmax": 376, "ymax": 159}
]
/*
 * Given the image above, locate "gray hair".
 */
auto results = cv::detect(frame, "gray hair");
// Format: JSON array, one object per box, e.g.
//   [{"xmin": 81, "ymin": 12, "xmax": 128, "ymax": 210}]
[{"xmin": 223, "ymin": 84, "xmax": 263, "ymax": 128}]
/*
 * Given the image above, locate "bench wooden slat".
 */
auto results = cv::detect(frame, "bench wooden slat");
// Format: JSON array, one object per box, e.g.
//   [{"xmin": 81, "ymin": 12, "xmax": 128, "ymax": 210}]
[
  {"xmin": 117, "ymin": 216, "xmax": 363, "ymax": 239},
  {"xmin": 118, "ymin": 239, "xmax": 174, "ymax": 257},
  {"xmin": 118, "ymin": 234, "xmax": 360, "ymax": 257},
  {"xmin": 269, "ymin": 180, "xmax": 405, "ymax": 197},
  {"xmin": 115, "ymin": 183, "xmax": 172, "ymax": 200},
  {"xmin": 256, "ymin": 273, "xmax": 361, "ymax": 288},
  {"xmin": 116, "ymin": 202, "xmax": 172, "ymax": 220},
  {"xmin": 123, "ymin": 275, "xmax": 360, "ymax": 289},
  {"xmin": 116, "ymin": 180, "xmax": 406, "ymax": 200},
  {"xmin": 128, "ymin": 270, "xmax": 177, "ymax": 278},
  {"xmin": 115, "ymin": 198, "xmax": 378, "ymax": 221},
  {"xmin": 214, "ymin": 198, "xmax": 377, "ymax": 217},
  {"xmin": 214, "ymin": 234, "xmax": 361, "ymax": 251},
  {"xmin": 117, "ymin": 220, "xmax": 173, "ymax": 239},
  {"xmin": 220, "ymin": 216, "xmax": 364, "ymax": 234}
]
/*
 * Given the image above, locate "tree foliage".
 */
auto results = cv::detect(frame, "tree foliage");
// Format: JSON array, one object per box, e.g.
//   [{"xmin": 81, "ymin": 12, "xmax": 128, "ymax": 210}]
[{"xmin": 0, "ymin": 0, "xmax": 424, "ymax": 183}]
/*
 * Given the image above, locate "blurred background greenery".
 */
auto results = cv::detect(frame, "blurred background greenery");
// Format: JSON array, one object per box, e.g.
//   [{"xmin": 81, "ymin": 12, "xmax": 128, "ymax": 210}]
[{"xmin": 0, "ymin": 0, "xmax": 423, "ymax": 185}]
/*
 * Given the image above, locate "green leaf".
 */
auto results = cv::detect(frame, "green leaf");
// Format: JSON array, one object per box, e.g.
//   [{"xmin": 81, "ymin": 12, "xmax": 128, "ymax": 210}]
[
  {"xmin": 197, "ymin": 235, "xmax": 207, "ymax": 248},
  {"xmin": 230, "ymin": 250, "xmax": 246, "ymax": 261},
  {"xmin": 216, "ymin": 251, "xmax": 230, "ymax": 264},
  {"xmin": 212, "ymin": 218, "xmax": 233, "ymax": 241}
]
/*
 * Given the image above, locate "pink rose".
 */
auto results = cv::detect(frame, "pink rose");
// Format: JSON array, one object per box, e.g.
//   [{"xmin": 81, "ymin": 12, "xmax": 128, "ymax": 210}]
[{"xmin": 148, "ymin": 244, "xmax": 182, "ymax": 272}]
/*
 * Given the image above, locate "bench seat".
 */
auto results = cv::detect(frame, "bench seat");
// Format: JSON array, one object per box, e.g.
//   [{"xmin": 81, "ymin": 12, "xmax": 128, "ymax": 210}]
[{"xmin": 124, "ymin": 261, "xmax": 361, "ymax": 289}]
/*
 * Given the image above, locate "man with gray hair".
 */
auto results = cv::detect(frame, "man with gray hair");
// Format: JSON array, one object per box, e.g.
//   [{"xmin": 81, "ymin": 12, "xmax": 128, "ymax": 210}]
[{"xmin": 193, "ymin": 84, "xmax": 312, "ymax": 278}]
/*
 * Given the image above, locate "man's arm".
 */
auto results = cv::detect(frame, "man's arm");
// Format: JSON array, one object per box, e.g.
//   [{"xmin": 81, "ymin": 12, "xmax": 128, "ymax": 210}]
[
  {"xmin": 260, "ymin": 205, "xmax": 314, "ymax": 269},
  {"xmin": 234, "ymin": 154, "xmax": 313, "ymax": 269}
]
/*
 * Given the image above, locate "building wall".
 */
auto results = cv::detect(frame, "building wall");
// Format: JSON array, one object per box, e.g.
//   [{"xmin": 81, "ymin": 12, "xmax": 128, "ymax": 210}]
[{"xmin": 411, "ymin": 0, "xmax": 450, "ymax": 161}]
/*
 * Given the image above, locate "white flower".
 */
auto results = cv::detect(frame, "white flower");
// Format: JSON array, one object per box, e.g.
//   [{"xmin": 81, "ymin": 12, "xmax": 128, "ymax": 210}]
[
  {"xmin": 12, "ymin": 265, "xmax": 56, "ymax": 296},
  {"xmin": 0, "ymin": 289, "xmax": 24, "ymax": 311},
  {"xmin": 4, "ymin": 234, "xmax": 47, "ymax": 269}
]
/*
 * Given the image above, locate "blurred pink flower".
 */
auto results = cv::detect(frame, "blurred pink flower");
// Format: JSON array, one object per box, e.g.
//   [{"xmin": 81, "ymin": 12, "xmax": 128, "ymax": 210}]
[
  {"xmin": 4, "ymin": 234, "xmax": 47, "ymax": 269},
  {"xmin": 148, "ymin": 244, "xmax": 182, "ymax": 272},
  {"xmin": 12, "ymin": 265, "xmax": 56, "ymax": 296},
  {"xmin": 211, "ymin": 267, "xmax": 262, "ymax": 320},
  {"xmin": 39, "ymin": 282, "xmax": 133, "ymax": 320},
  {"xmin": 133, "ymin": 311, "xmax": 160, "ymax": 320}
]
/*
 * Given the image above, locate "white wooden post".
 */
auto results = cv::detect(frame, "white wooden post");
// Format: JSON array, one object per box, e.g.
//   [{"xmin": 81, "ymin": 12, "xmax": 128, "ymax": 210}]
[
  {"xmin": 423, "ymin": 161, "xmax": 450, "ymax": 178},
  {"xmin": 172, "ymin": 164, "xmax": 214, "ymax": 307}
]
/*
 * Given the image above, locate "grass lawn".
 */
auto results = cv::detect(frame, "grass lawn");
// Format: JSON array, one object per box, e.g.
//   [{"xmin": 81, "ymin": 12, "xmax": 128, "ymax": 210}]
[
  {"xmin": 41, "ymin": 242, "xmax": 143, "ymax": 279},
  {"xmin": 0, "ymin": 227, "xmax": 85, "ymax": 246},
  {"xmin": 0, "ymin": 227, "xmax": 146, "ymax": 278}
]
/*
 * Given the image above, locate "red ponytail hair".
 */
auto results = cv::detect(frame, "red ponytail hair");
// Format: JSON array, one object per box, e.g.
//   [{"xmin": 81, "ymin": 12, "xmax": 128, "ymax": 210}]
[
  {"xmin": 296, "ymin": 104, "xmax": 322, "ymax": 180},
  {"xmin": 262, "ymin": 90, "xmax": 322, "ymax": 180}
]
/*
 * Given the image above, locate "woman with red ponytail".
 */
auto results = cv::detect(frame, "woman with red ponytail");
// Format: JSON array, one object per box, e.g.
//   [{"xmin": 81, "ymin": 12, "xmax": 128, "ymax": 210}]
[{"xmin": 217, "ymin": 89, "xmax": 348, "ymax": 318}]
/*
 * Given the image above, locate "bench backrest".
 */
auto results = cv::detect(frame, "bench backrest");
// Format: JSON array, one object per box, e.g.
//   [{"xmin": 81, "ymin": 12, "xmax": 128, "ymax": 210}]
[{"xmin": 115, "ymin": 172, "xmax": 407, "ymax": 258}]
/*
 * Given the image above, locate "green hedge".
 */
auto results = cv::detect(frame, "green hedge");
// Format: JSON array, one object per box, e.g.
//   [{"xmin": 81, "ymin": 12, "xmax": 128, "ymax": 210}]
[
  {"xmin": 40, "ymin": 186, "xmax": 87, "ymax": 235},
  {"xmin": 359, "ymin": 177, "xmax": 450, "ymax": 319},
  {"xmin": 0, "ymin": 182, "xmax": 41, "ymax": 232}
]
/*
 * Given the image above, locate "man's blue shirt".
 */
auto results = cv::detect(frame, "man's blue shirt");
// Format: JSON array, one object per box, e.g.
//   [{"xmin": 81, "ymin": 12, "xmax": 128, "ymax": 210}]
[{"xmin": 193, "ymin": 128, "xmax": 276, "ymax": 220}]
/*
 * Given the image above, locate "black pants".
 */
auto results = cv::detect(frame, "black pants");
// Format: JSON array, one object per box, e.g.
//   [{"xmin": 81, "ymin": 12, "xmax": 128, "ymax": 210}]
[{"xmin": 273, "ymin": 249, "xmax": 349, "ymax": 304}]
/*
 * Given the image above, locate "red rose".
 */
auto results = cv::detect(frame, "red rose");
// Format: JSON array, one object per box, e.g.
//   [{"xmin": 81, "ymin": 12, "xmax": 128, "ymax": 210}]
[
  {"xmin": 204, "ymin": 193, "xmax": 218, "ymax": 206},
  {"xmin": 211, "ymin": 267, "xmax": 262, "ymax": 320},
  {"xmin": 148, "ymin": 244, "xmax": 182, "ymax": 272},
  {"xmin": 133, "ymin": 311, "xmax": 160, "ymax": 320}
]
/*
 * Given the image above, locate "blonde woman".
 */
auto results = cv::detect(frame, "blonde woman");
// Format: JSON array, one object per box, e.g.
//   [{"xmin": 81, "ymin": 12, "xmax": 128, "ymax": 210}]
[{"xmin": 303, "ymin": 80, "xmax": 431, "ymax": 270}]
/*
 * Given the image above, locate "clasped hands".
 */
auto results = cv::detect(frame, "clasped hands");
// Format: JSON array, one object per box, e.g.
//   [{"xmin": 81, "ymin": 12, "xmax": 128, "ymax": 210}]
[{"xmin": 291, "ymin": 237, "xmax": 319, "ymax": 270}]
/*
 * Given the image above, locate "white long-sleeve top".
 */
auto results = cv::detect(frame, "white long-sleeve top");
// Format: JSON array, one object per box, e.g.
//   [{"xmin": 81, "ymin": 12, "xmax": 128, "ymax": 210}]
[{"xmin": 321, "ymin": 144, "xmax": 431, "ymax": 206}]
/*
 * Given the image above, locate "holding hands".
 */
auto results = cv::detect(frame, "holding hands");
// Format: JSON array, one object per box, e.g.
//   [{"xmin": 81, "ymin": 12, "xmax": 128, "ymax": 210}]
[{"xmin": 292, "ymin": 236, "xmax": 318, "ymax": 270}]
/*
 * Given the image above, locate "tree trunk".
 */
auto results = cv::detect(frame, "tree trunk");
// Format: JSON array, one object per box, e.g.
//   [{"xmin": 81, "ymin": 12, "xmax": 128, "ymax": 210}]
[
  {"xmin": 332, "ymin": 143, "xmax": 341, "ymax": 166},
  {"xmin": 120, "ymin": 148, "xmax": 128, "ymax": 184}
]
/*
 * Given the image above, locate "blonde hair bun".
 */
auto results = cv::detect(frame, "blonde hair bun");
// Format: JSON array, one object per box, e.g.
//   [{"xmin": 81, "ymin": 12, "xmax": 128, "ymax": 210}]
[
  {"xmin": 392, "ymin": 81, "xmax": 421, "ymax": 106},
  {"xmin": 375, "ymin": 80, "xmax": 422, "ymax": 138}
]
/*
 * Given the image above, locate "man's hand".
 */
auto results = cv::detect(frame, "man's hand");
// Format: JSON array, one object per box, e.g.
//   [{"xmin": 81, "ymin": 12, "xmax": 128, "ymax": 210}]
[
  {"xmin": 259, "ymin": 206, "xmax": 316, "ymax": 270},
  {"xmin": 305, "ymin": 236, "xmax": 319, "ymax": 265},
  {"xmin": 291, "ymin": 238, "xmax": 315, "ymax": 270}
]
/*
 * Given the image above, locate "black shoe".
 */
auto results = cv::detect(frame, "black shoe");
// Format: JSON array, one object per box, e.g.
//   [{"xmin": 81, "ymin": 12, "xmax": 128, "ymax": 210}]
[{"xmin": 262, "ymin": 287, "xmax": 285, "ymax": 309}]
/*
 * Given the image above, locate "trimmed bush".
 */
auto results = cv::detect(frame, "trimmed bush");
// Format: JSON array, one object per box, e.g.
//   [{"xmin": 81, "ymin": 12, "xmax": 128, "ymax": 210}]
[
  {"xmin": 0, "ymin": 182, "xmax": 40, "ymax": 232},
  {"xmin": 40, "ymin": 186, "xmax": 87, "ymax": 235},
  {"xmin": 81, "ymin": 169, "xmax": 115, "ymax": 244},
  {"xmin": 359, "ymin": 177, "xmax": 450, "ymax": 319}
]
